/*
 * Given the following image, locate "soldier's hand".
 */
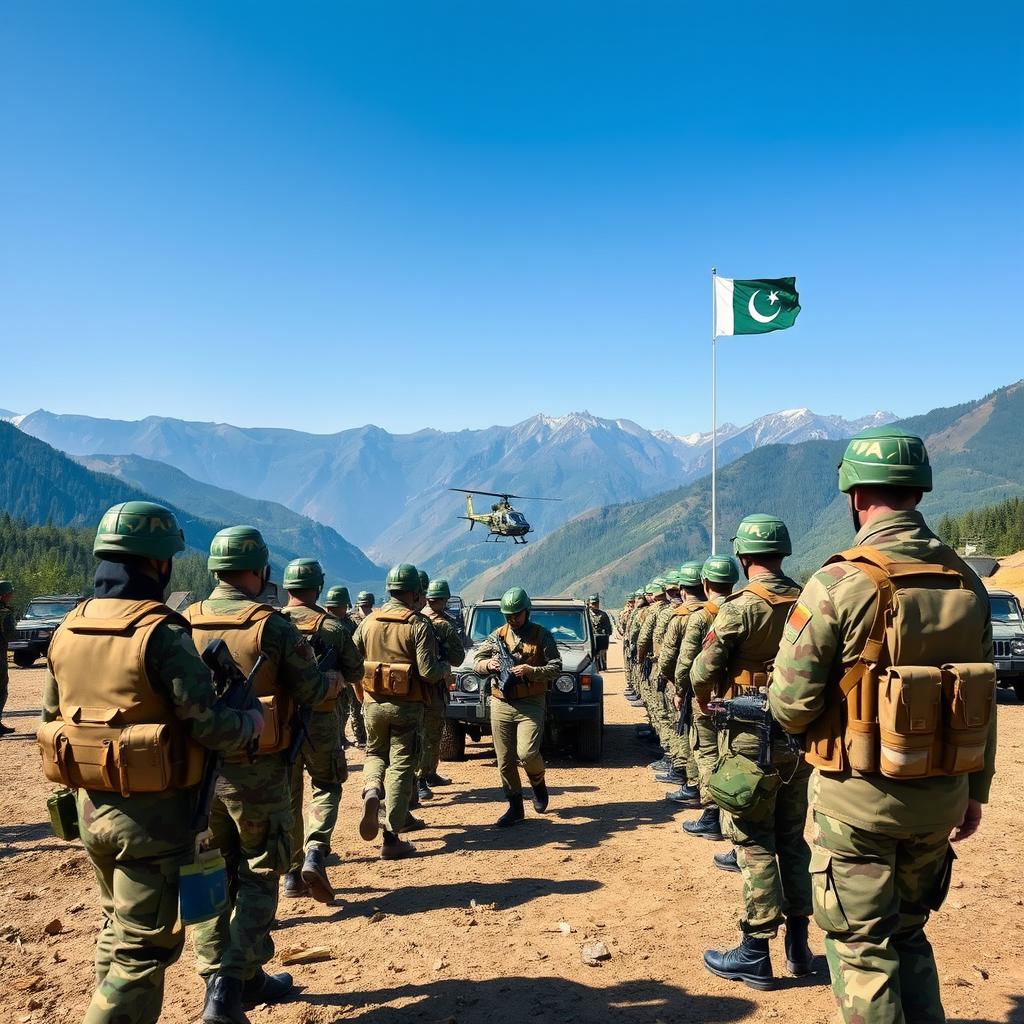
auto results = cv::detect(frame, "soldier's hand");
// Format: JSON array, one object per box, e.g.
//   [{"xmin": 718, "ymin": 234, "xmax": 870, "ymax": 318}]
[
  {"xmin": 951, "ymin": 798, "xmax": 982, "ymax": 843},
  {"xmin": 486, "ymin": 657, "xmax": 500, "ymax": 671},
  {"xmin": 673, "ymin": 694, "xmax": 682, "ymax": 711},
  {"xmin": 510, "ymin": 664, "xmax": 531, "ymax": 679},
  {"xmin": 245, "ymin": 707, "xmax": 265, "ymax": 740}
]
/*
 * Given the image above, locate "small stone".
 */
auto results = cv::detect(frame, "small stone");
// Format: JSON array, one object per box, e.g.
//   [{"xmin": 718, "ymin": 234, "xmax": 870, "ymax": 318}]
[
  {"xmin": 368, "ymin": 912, "xmax": 386, "ymax": 924},
  {"xmin": 433, "ymin": 958, "xmax": 448, "ymax": 972},
  {"xmin": 973, "ymin": 964, "xmax": 990, "ymax": 980},
  {"xmin": 581, "ymin": 941, "xmax": 611, "ymax": 966},
  {"xmin": 558, "ymin": 921, "xmax": 572, "ymax": 935},
  {"xmin": 43, "ymin": 919, "xmax": 63, "ymax": 936}
]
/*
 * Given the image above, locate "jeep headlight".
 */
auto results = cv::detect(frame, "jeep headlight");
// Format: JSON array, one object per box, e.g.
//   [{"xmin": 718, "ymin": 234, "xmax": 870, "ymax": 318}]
[
  {"xmin": 460, "ymin": 674, "xmax": 482, "ymax": 693},
  {"xmin": 1012, "ymin": 639, "xmax": 1024, "ymax": 656},
  {"xmin": 35, "ymin": 629, "xmax": 48, "ymax": 639},
  {"xmin": 555, "ymin": 674, "xmax": 576, "ymax": 694}
]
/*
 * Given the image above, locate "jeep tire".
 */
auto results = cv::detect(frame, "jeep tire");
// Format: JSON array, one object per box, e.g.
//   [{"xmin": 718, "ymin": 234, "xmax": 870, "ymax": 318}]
[{"xmin": 439, "ymin": 720, "xmax": 467, "ymax": 762}]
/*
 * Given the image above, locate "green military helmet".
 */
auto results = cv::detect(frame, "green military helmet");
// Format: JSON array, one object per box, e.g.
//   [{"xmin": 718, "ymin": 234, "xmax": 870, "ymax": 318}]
[
  {"xmin": 283, "ymin": 558, "xmax": 325, "ymax": 591},
  {"xmin": 418, "ymin": 570, "xmax": 430, "ymax": 594},
  {"xmin": 732, "ymin": 514, "xmax": 792, "ymax": 557},
  {"xmin": 647, "ymin": 580, "xmax": 666, "ymax": 596},
  {"xmin": 325, "ymin": 585, "xmax": 351, "ymax": 607},
  {"xmin": 426, "ymin": 578, "xmax": 452, "ymax": 600},
  {"xmin": 662, "ymin": 571, "xmax": 682, "ymax": 588},
  {"xmin": 386, "ymin": 563, "xmax": 421, "ymax": 593},
  {"xmin": 500, "ymin": 586, "xmax": 531, "ymax": 615},
  {"xmin": 702, "ymin": 554, "xmax": 740, "ymax": 585},
  {"xmin": 634, "ymin": 589, "xmax": 644, "ymax": 598},
  {"xmin": 94, "ymin": 501, "xmax": 186, "ymax": 561},
  {"xmin": 678, "ymin": 561, "xmax": 704, "ymax": 588},
  {"xmin": 356, "ymin": 591, "xmax": 374, "ymax": 606},
  {"xmin": 838, "ymin": 426, "xmax": 933, "ymax": 493},
  {"xmin": 207, "ymin": 525, "xmax": 269, "ymax": 572},
  {"xmin": 0, "ymin": 580, "xmax": 13, "ymax": 596},
  {"xmin": 587, "ymin": 594, "xmax": 599, "ymax": 604}
]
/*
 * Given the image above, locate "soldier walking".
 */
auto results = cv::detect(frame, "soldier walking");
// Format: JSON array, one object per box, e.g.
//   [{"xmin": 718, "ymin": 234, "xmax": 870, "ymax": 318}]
[
  {"xmin": 324, "ymin": 585, "xmax": 359, "ymax": 746},
  {"xmin": 186, "ymin": 526, "xmax": 329, "ymax": 1022},
  {"xmin": 279, "ymin": 559, "xmax": 363, "ymax": 904},
  {"xmin": 38, "ymin": 502, "xmax": 263, "ymax": 1024},
  {"xmin": 348, "ymin": 591, "xmax": 376, "ymax": 746},
  {"xmin": 0, "ymin": 579, "xmax": 15, "ymax": 734},
  {"xmin": 770, "ymin": 428, "xmax": 996, "ymax": 1023},
  {"xmin": 473, "ymin": 587, "xmax": 562, "ymax": 827}
]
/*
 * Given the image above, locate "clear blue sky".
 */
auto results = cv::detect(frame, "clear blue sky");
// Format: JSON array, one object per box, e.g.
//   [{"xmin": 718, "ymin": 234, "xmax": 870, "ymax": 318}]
[{"xmin": 2, "ymin": 2, "xmax": 1021, "ymax": 436}]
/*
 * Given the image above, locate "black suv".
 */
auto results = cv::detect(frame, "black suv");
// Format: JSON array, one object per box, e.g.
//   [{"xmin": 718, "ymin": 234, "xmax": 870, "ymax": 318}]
[
  {"xmin": 10, "ymin": 594, "xmax": 87, "ymax": 668},
  {"xmin": 440, "ymin": 597, "xmax": 608, "ymax": 762}
]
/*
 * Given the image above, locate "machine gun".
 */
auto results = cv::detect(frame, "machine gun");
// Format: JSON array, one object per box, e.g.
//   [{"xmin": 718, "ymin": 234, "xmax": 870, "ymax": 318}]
[
  {"xmin": 493, "ymin": 633, "xmax": 519, "ymax": 700},
  {"xmin": 706, "ymin": 693, "xmax": 803, "ymax": 771}
]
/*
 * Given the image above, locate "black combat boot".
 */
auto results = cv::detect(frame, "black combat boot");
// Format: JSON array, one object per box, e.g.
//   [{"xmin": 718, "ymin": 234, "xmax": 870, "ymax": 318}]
[
  {"xmin": 381, "ymin": 829, "xmax": 416, "ymax": 860},
  {"xmin": 648, "ymin": 757, "xmax": 671, "ymax": 772},
  {"xmin": 300, "ymin": 847, "xmax": 334, "ymax": 905},
  {"xmin": 417, "ymin": 778, "xmax": 434, "ymax": 801},
  {"xmin": 666, "ymin": 785, "xmax": 701, "ymax": 807},
  {"xmin": 784, "ymin": 916, "xmax": 815, "ymax": 977},
  {"xmin": 703, "ymin": 935, "xmax": 776, "ymax": 990},
  {"xmin": 408, "ymin": 786, "xmax": 421, "ymax": 810},
  {"xmin": 713, "ymin": 849, "xmax": 740, "ymax": 873},
  {"xmin": 359, "ymin": 786, "xmax": 382, "ymax": 841},
  {"xmin": 202, "ymin": 974, "xmax": 251, "ymax": 1024},
  {"xmin": 654, "ymin": 767, "xmax": 686, "ymax": 785},
  {"xmin": 495, "ymin": 794, "xmax": 526, "ymax": 828},
  {"xmin": 682, "ymin": 806, "xmax": 724, "ymax": 840},
  {"xmin": 241, "ymin": 969, "xmax": 294, "ymax": 1009},
  {"xmin": 282, "ymin": 869, "xmax": 309, "ymax": 898},
  {"xmin": 530, "ymin": 778, "xmax": 549, "ymax": 813},
  {"xmin": 0, "ymin": 723, "xmax": 14, "ymax": 736},
  {"xmin": 402, "ymin": 812, "xmax": 427, "ymax": 832},
  {"xmin": 425, "ymin": 771, "xmax": 451, "ymax": 786}
]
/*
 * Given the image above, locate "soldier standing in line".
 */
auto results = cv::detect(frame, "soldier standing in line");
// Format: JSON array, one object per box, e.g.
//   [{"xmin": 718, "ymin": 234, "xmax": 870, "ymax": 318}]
[
  {"xmin": 691, "ymin": 515, "xmax": 813, "ymax": 991},
  {"xmin": 634, "ymin": 581, "xmax": 666, "ymax": 742},
  {"xmin": 648, "ymin": 572, "xmax": 685, "ymax": 784},
  {"xmin": 347, "ymin": 591, "xmax": 375, "ymax": 747},
  {"xmin": 186, "ymin": 526, "xmax": 329, "ymax": 1022},
  {"xmin": 622, "ymin": 590, "xmax": 645, "ymax": 702},
  {"xmin": 655, "ymin": 562, "xmax": 706, "ymax": 806},
  {"xmin": 279, "ymin": 559, "xmax": 363, "ymax": 904},
  {"xmin": 0, "ymin": 579, "xmax": 15, "ymax": 734},
  {"xmin": 38, "ymin": 502, "xmax": 263, "ymax": 1024},
  {"xmin": 680, "ymin": 555, "xmax": 739, "ymax": 843},
  {"xmin": 353, "ymin": 564, "xmax": 449, "ymax": 860},
  {"xmin": 324, "ymin": 585, "xmax": 359, "ymax": 746},
  {"xmin": 770, "ymin": 428, "xmax": 995, "ymax": 1024},
  {"xmin": 473, "ymin": 587, "xmax": 562, "ymax": 827},
  {"xmin": 418, "ymin": 578, "xmax": 465, "ymax": 801},
  {"xmin": 586, "ymin": 595, "xmax": 612, "ymax": 670}
]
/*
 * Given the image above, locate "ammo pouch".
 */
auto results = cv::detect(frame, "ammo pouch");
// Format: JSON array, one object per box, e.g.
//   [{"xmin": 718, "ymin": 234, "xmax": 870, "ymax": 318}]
[
  {"xmin": 38, "ymin": 716, "xmax": 204, "ymax": 796},
  {"xmin": 804, "ymin": 547, "xmax": 995, "ymax": 780},
  {"xmin": 709, "ymin": 751, "xmax": 781, "ymax": 816},
  {"xmin": 362, "ymin": 660, "xmax": 422, "ymax": 701}
]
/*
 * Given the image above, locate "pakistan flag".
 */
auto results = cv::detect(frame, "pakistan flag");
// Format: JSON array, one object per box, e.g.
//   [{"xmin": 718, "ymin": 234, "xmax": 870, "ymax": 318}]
[{"xmin": 714, "ymin": 276, "xmax": 800, "ymax": 337}]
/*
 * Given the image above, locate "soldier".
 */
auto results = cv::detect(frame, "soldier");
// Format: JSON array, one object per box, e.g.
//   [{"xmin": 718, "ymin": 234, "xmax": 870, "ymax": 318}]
[
  {"xmin": 186, "ymin": 526, "xmax": 329, "ymax": 1022},
  {"xmin": 324, "ymin": 585, "xmax": 359, "ymax": 746},
  {"xmin": 473, "ymin": 587, "xmax": 562, "ymax": 827},
  {"xmin": 770, "ymin": 428, "xmax": 996, "ymax": 1024},
  {"xmin": 681, "ymin": 555, "xmax": 739, "ymax": 842},
  {"xmin": 586, "ymin": 595, "xmax": 612, "ymax": 670},
  {"xmin": 279, "ymin": 560, "xmax": 363, "ymax": 904},
  {"xmin": 38, "ymin": 502, "xmax": 263, "ymax": 1024},
  {"xmin": 648, "ymin": 572, "xmax": 686, "ymax": 784},
  {"xmin": 347, "ymin": 591, "xmax": 375, "ymax": 747},
  {"xmin": 353, "ymin": 564, "xmax": 449, "ymax": 859},
  {"xmin": 418, "ymin": 579, "xmax": 466, "ymax": 800},
  {"xmin": 634, "ymin": 581, "xmax": 666, "ymax": 742},
  {"xmin": 691, "ymin": 515, "xmax": 812, "ymax": 990},
  {"xmin": 655, "ymin": 562, "xmax": 706, "ymax": 805},
  {"xmin": 0, "ymin": 579, "xmax": 15, "ymax": 734}
]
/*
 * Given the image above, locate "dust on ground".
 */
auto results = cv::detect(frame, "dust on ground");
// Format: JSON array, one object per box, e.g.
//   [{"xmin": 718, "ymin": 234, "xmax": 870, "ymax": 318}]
[{"xmin": 2, "ymin": 647, "xmax": 1022, "ymax": 1024}]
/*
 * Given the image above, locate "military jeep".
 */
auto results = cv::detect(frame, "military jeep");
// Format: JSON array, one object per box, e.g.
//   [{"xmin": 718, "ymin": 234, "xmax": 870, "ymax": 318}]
[
  {"xmin": 10, "ymin": 594, "xmax": 87, "ymax": 667},
  {"xmin": 988, "ymin": 589, "xmax": 1024, "ymax": 701},
  {"xmin": 440, "ymin": 596, "xmax": 608, "ymax": 762}
]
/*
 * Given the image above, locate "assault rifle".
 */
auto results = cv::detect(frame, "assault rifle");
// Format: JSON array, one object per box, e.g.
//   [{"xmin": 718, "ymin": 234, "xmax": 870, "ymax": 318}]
[
  {"xmin": 641, "ymin": 654, "xmax": 653, "ymax": 683},
  {"xmin": 286, "ymin": 639, "xmax": 339, "ymax": 771},
  {"xmin": 706, "ymin": 694, "xmax": 803, "ymax": 771},
  {"xmin": 675, "ymin": 683, "xmax": 692, "ymax": 737},
  {"xmin": 493, "ymin": 633, "xmax": 519, "ymax": 700}
]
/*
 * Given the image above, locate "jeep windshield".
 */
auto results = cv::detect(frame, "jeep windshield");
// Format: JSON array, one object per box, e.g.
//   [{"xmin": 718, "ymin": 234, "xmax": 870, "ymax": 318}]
[
  {"xmin": 23, "ymin": 600, "xmax": 79, "ymax": 620},
  {"xmin": 990, "ymin": 595, "xmax": 1024, "ymax": 626},
  {"xmin": 470, "ymin": 608, "xmax": 587, "ymax": 644}
]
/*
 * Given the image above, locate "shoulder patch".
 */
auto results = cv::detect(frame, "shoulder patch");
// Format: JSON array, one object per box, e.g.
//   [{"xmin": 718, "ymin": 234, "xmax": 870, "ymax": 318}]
[
  {"xmin": 783, "ymin": 601, "xmax": 812, "ymax": 643},
  {"xmin": 812, "ymin": 564, "xmax": 860, "ymax": 592},
  {"xmin": 702, "ymin": 629, "xmax": 717, "ymax": 649}
]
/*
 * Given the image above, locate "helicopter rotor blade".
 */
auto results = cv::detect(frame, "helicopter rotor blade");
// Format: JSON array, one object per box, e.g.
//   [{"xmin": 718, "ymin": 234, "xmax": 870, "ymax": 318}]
[{"xmin": 448, "ymin": 487, "xmax": 561, "ymax": 501}]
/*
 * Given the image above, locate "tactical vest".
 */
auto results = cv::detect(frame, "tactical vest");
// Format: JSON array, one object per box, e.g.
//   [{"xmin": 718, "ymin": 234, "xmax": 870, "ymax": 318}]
[
  {"xmin": 491, "ymin": 622, "xmax": 548, "ymax": 701},
  {"xmin": 282, "ymin": 608, "xmax": 342, "ymax": 712},
  {"xmin": 39, "ymin": 599, "xmax": 204, "ymax": 795},
  {"xmin": 803, "ymin": 546, "xmax": 995, "ymax": 780},
  {"xmin": 719, "ymin": 583, "xmax": 799, "ymax": 699},
  {"xmin": 185, "ymin": 602, "xmax": 291, "ymax": 757},
  {"xmin": 360, "ymin": 606, "xmax": 427, "ymax": 703}
]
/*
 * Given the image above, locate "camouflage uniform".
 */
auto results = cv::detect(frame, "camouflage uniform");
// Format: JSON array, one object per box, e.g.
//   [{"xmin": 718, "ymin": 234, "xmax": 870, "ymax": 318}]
[
  {"xmin": 587, "ymin": 604, "xmax": 612, "ymax": 670},
  {"xmin": 692, "ymin": 571, "xmax": 812, "ymax": 939},
  {"xmin": 347, "ymin": 604, "xmax": 374, "ymax": 743},
  {"xmin": 279, "ymin": 604, "xmax": 362, "ymax": 869},
  {"xmin": 189, "ymin": 582, "xmax": 327, "ymax": 984},
  {"xmin": 657, "ymin": 600, "xmax": 702, "ymax": 786},
  {"xmin": 770, "ymin": 510, "xmax": 996, "ymax": 1023},
  {"xmin": 633, "ymin": 599, "xmax": 662, "ymax": 723},
  {"xmin": 675, "ymin": 603, "xmax": 720, "ymax": 802},
  {"xmin": 0, "ymin": 592, "xmax": 14, "ymax": 726},
  {"xmin": 419, "ymin": 608, "xmax": 465, "ymax": 781},
  {"xmin": 332, "ymin": 611, "xmax": 359, "ymax": 741},
  {"xmin": 41, "ymin": 598, "xmax": 258, "ymax": 1024}
]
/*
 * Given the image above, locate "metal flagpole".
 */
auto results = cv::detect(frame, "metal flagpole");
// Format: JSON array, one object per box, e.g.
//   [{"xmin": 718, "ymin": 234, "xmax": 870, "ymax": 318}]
[{"xmin": 711, "ymin": 267, "xmax": 717, "ymax": 554}]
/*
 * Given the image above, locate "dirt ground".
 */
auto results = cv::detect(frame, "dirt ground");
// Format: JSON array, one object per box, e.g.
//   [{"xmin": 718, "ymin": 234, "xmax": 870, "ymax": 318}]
[{"xmin": 1, "ymin": 646, "xmax": 1022, "ymax": 1024}]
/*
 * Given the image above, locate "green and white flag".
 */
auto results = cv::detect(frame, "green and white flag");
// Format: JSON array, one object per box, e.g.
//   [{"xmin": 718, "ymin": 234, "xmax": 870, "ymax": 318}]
[{"xmin": 714, "ymin": 276, "xmax": 800, "ymax": 337}]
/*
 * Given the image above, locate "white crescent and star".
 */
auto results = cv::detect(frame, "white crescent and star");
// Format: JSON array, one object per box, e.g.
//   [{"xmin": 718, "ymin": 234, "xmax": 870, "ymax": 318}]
[{"xmin": 748, "ymin": 289, "xmax": 781, "ymax": 324}]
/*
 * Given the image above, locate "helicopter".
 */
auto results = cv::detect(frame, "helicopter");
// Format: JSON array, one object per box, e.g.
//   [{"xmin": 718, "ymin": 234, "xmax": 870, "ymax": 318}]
[{"xmin": 449, "ymin": 488, "xmax": 561, "ymax": 543}]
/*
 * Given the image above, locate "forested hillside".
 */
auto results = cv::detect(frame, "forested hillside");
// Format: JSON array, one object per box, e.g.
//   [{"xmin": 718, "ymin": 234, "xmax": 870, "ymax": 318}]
[{"xmin": 937, "ymin": 498, "xmax": 1024, "ymax": 557}]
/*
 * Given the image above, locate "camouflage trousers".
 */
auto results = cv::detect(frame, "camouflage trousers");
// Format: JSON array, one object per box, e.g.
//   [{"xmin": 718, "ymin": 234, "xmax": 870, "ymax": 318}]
[
  {"xmin": 338, "ymin": 687, "xmax": 367, "ymax": 744},
  {"xmin": 490, "ymin": 692, "xmax": 546, "ymax": 796},
  {"xmin": 289, "ymin": 704, "xmax": 348, "ymax": 869},
  {"xmin": 363, "ymin": 695, "xmax": 423, "ymax": 835},
  {"xmin": 418, "ymin": 685, "xmax": 446, "ymax": 779},
  {"xmin": 812, "ymin": 811, "xmax": 955, "ymax": 1024},
  {"xmin": 661, "ymin": 682, "xmax": 698, "ymax": 785},
  {"xmin": 193, "ymin": 758, "xmax": 292, "ymax": 981},
  {"xmin": 720, "ymin": 724, "xmax": 812, "ymax": 938},
  {"xmin": 689, "ymin": 700, "xmax": 719, "ymax": 804},
  {"xmin": 76, "ymin": 788, "xmax": 195, "ymax": 1024},
  {"xmin": 0, "ymin": 656, "xmax": 8, "ymax": 716}
]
